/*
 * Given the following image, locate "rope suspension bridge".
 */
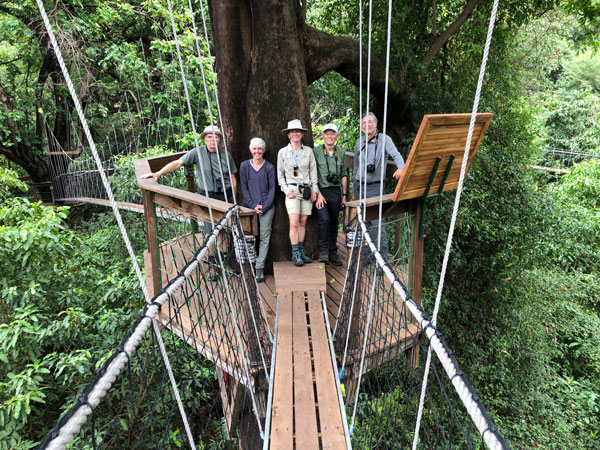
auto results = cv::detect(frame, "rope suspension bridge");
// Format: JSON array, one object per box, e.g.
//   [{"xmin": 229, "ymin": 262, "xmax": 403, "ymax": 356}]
[{"xmin": 35, "ymin": 0, "xmax": 510, "ymax": 448}]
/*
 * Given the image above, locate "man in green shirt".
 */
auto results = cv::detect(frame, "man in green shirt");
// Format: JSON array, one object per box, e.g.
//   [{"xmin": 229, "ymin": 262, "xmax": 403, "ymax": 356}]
[
  {"xmin": 141, "ymin": 125, "xmax": 237, "ymax": 202},
  {"xmin": 313, "ymin": 123, "xmax": 348, "ymax": 265}
]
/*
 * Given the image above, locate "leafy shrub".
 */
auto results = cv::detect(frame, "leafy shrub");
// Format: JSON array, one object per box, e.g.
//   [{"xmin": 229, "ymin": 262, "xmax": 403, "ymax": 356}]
[{"xmin": 0, "ymin": 199, "xmax": 143, "ymax": 447}]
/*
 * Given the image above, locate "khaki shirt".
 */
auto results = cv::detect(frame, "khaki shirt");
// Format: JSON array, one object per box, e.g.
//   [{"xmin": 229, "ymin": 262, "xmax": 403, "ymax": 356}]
[{"xmin": 277, "ymin": 144, "xmax": 319, "ymax": 195}]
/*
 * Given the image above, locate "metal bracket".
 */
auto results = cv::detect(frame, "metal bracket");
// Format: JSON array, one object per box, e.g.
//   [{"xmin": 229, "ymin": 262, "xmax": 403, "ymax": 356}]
[{"xmin": 419, "ymin": 155, "xmax": 455, "ymax": 238}]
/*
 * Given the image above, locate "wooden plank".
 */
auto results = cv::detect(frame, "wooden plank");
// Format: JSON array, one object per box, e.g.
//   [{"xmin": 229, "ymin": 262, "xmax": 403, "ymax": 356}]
[
  {"xmin": 142, "ymin": 190, "xmax": 161, "ymax": 297},
  {"xmin": 67, "ymin": 197, "xmax": 144, "ymax": 213},
  {"xmin": 306, "ymin": 290, "xmax": 347, "ymax": 449},
  {"xmin": 257, "ymin": 277, "xmax": 277, "ymax": 331},
  {"xmin": 273, "ymin": 261, "xmax": 327, "ymax": 293},
  {"xmin": 292, "ymin": 292, "xmax": 320, "ymax": 449},
  {"xmin": 134, "ymin": 157, "xmax": 257, "ymax": 234},
  {"xmin": 270, "ymin": 291, "xmax": 294, "ymax": 449}
]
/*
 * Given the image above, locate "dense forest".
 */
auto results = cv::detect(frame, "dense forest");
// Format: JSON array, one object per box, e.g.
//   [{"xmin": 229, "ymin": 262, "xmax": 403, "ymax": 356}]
[{"xmin": 1, "ymin": 0, "xmax": 599, "ymax": 448}]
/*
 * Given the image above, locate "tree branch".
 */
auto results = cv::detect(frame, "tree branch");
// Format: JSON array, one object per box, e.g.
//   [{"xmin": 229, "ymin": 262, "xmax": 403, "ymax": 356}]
[
  {"xmin": 422, "ymin": 0, "xmax": 481, "ymax": 70},
  {"xmin": 303, "ymin": 25, "xmax": 415, "ymax": 136}
]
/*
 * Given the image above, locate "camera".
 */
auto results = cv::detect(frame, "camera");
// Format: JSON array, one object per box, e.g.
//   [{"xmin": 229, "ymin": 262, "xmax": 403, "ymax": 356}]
[
  {"xmin": 366, "ymin": 164, "xmax": 376, "ymax": 173},
  {"xmin": 214, "ymin": 178, "xmax": 223, "ymax": 192},
  {"xmin": 298, "ymin": 183, "xmax": 312, "ymax": 200},
  {"xmin": 326, "ymin": 174, "xmax": 340, "ymax": 185}
]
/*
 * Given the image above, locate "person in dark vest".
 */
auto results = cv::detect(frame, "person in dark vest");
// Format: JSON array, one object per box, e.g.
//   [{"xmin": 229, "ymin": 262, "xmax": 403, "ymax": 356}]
[
  {"xmin": 141, "ymin": 125, "xmax": 237, "ymax": 201},
  {"xmin": 313, "ymin": 123, "xmax": 347, "ymax": 266},
  {"xmin": 141, "ymin": 125, "xmax": 237, "ymax": 281},
  {"xmin": 240, "ymin": 138, "xmax": 275, "ymax": 283}
]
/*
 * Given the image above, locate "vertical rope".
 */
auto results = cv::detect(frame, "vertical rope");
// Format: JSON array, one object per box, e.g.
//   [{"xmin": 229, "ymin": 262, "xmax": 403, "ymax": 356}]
[
  {"xmin": 34, "ymin": 2, "xmax": 197, "ymax": 448},
  {"xmin": 376, "ymin": 0, "xmax": 394, "ymax": 251},
  {"xmin": 412, "ymin": 2, "xmax": 499, "ymax": 448}
]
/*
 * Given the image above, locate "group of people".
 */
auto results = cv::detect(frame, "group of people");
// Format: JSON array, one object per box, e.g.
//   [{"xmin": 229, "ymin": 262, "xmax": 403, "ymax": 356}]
[{"xmin": 141, "ymin": 113, "xmax": 405, "ymax": 282}]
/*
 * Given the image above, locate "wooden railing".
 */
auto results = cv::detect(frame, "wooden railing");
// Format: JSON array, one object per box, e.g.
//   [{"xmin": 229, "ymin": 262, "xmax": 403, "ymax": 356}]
[{"xmin": 135, "ymin": 153, "xmax": 257, "ymax": 296}]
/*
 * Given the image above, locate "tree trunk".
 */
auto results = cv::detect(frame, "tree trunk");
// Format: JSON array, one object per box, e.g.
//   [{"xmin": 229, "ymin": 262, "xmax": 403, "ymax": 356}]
[{"xmin": 211, "ymin": 0, "xmax": 317, "ymax": 263}]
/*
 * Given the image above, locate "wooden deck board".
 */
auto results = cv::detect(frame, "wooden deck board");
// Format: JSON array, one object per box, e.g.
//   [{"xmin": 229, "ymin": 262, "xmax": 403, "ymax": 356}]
[
  {"xmin": 292, "ymin": 291, "xmax": 320, "ymax": 449},
  {"xmin": 306, "ymin": 291, "xmax": 347, "ymax": 449},
  {"xmin": 273, "ymin": 261, "xmax": 327, "ymax": 292},
  {"xmin": 270, "ymin": 291, "xmax": 295, "ymax": 449},
  {"xmin": 269, "ymin": 288, "xmax": 347, "ymax": 449}
]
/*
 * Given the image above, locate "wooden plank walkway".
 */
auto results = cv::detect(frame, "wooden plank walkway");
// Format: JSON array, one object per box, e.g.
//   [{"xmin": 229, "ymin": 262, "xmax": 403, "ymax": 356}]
[{"xmin": 269, "ymin": 286, "xmax": 348, "ymax": 449}]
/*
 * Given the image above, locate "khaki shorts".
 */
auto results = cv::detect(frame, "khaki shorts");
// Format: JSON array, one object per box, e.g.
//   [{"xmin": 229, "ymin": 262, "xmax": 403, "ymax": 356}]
[{"xmin": 285, "ymin": 185, "xmax": 314, "ymax": 215}]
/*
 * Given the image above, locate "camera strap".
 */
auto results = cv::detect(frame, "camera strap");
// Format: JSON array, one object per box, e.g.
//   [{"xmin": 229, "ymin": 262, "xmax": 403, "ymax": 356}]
[
  {"xmin": 361, "ymin": 133, "xmax": 380, "ymax": 169},
  {"xmin": 323, "ymin": 146, "xmax": 338, "ymax": 179},
  {"xmin": 207, "ymin": 149, "xmax": 222, "ymax": 192}
]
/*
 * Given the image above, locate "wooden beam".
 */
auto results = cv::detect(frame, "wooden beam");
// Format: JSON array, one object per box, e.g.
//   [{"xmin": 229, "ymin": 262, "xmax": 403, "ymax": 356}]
[{"xmin": 135, "ymin": 158, "xmax": 257, "ymax": 235}]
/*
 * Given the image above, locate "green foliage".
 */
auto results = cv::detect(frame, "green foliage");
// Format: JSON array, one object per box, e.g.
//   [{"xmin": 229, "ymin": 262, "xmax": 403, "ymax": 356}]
[
  {"xmin": 108, "ymin": 145, "xmax": 187, "ymax": 203},
  {"xmin": 0, "ymin": 199, "xmax": 144, "ymax": 447},
  {"xmin": 559, "ymin": 50, "xmax": 600, "ymax": 94},
  {"xmin": 0, "ymin": 166, "xmax": 28, "ymax": 199},
  {"xmin": 542, "ymin": 89, "xmax": 600, "ymax": 152},
  {"xmin": 556, "ymin": 158, "xmax": 600, "ymax": 205}
]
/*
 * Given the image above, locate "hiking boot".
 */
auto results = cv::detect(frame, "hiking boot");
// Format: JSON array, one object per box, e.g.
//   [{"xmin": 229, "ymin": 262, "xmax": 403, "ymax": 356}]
[
  {"xmin": 329, "ymin": 250, "xmax": 343, "ymax": 266},
  {"xmin": 318, "ymin": 249, "xmax": 329, "ymax": 263},
  {"xmin": 300, "ymin": 248, "xmax": 312, "ymax": 263},
  {"xmin": 292, "ymin": 250, "xmax": 304, "ymax": 267},
  {"xmin": 256, "ymin": 268, "xmax": 265, "ymax": 283}
]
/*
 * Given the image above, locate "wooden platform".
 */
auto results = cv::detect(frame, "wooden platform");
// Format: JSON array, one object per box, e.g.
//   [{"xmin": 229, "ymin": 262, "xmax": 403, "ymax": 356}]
[
  {"xmin": 269, "ymin": 290, "xmax": 348, "ymax": 449},
  {"xmin": 273, "ymin": 260, "xmax": 327, "ymax": 292},
  {"xmin": 144, "ymin": 232, "xmax": 263, "ymax": 385},
  {"xmin": 258, "ymin": 234, "xmax": 417, "ymax": 344}
]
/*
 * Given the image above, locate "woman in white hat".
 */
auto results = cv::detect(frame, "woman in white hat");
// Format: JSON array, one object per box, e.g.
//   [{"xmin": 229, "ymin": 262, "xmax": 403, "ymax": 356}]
[
  {"xmin": 141, "ymin": 125, "xmax": 237, "ymax": 202},
  {"xmin": 276, "ymin": 119, "xmax": 318, "ymax": 266}
]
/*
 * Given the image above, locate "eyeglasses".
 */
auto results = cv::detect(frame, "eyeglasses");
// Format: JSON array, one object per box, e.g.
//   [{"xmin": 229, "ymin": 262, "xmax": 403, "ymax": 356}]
[{"xmin": 293, "ymin": 165, "xmax": 298, "ymax": 177}]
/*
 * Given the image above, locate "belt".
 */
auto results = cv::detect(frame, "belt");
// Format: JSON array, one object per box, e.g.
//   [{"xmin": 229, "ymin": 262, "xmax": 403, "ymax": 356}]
[
  {"xmin": 360, "ymin": 181, "xmax": 380, "ymax": 185},
  {"xmin": 288, "ymin": 183, "xmax": 299, "ymax": 186}
]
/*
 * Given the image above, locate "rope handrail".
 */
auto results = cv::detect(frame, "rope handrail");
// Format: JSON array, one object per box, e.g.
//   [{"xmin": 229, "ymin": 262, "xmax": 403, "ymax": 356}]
[
  {"xmin": 39, "ymin": 206, "xmax": 238, "ymax": 450},
  {"xmin": 356, "ymin": 204, "xmax": 509, "ymax": 450}
]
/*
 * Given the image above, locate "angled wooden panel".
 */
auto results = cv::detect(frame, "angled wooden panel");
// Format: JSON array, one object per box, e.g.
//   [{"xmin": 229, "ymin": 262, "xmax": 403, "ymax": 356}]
[{"xmin": 392, "ymin": 113, "xmax": 493, "ymax": 202}]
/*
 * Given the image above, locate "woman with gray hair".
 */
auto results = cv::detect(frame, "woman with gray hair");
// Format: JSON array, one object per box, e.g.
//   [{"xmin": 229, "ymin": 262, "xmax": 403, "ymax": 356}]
[{"xmin": 240, "ymin": 137, "xmax": 276, "ymax": 282}]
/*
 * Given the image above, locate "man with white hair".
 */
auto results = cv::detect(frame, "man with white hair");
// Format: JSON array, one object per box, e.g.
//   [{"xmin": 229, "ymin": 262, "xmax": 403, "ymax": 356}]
[
  {"xmin": 141, "ymin": 125, "xmax": 237, "ymax": 201},
  {"xmin": 313, "ymin": 123, "xmax": 348, "ymax": 266},
  {"xmin": 353, "ymin": 112, "xmax": 404, "ymax": 262},
  {"xmin": 141, "ymin": 125, "xmax": 237, "ymax": 282}
]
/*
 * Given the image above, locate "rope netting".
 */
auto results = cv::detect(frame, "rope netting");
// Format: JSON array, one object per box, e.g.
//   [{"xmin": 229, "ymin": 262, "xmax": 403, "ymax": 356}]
[
  {"xmin": 331, "ymin": 206, "xmax": 509, "ymax": 450},
  {"xmin": 40, "ymin": 207, "xmax": 273, "ymax": 449}
]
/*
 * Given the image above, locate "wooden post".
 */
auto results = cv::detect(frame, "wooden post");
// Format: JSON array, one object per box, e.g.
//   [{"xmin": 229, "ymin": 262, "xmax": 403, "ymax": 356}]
[
  {"xmin": 408, "ymin": 199, "xmax": 424, "ymax": 368},
  {"xmin": 142, "ymin": 189, "xmax": 161, "ymax": 297},
  {"xmin": 216, "ymin": 367, "xmax": 245, "ymax": 436}
]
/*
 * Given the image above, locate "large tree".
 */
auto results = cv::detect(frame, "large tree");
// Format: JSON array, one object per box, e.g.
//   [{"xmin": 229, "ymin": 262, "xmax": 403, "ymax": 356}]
[{"xmin": 208, "ymin": 0, "xmax": 562, "ymax": 260}]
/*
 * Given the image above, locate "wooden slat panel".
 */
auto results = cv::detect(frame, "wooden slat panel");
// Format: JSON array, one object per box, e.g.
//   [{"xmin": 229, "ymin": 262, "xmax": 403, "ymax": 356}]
[
  {"xmin": 392, "ymin": 113, "xmax": 493, "ymax": 202},
  {"xmin": 273, "ymin": 261, "xmax": 327, "ymax": 292},
  {"xmin": 270, "ymin": 290, "xmax": 294, "ymax": 449},
  {"xmin": 257, "ymin": 278, "xmax": 277, "ymax": 331},
  {"xmin": 306, "ymin": 291, "xmax": 347, "ymax": 449},
  {"xmin": 292, "ymin": 292, "xmax": 320, "ymax": 449}
]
